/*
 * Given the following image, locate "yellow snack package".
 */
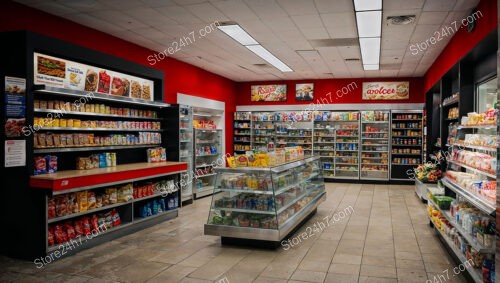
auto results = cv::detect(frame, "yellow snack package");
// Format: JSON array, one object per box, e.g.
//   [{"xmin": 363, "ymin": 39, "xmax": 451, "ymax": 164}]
[
  {"xmin": 226, "ymin": 156, "xmax": 236, "ymax": 168},
  {"xmin": 236, "ymin": 155, "xmax": 248, "ymax": 167}
]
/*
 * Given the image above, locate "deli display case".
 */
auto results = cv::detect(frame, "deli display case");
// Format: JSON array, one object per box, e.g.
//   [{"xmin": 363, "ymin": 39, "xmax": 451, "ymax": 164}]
[{"xmin": 204, "ymin": 156, "xmax": 326, "ymax": 242}]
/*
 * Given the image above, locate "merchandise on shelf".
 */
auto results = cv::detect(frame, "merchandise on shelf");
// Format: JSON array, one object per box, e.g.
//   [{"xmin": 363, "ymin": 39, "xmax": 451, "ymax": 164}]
[
  {"xmin": 445, "ymin": 171, "xmax": 496, "ymax": 204},
  {"xmin": 443, "ymin": 93, "xmax": 459, "ymax": 105},
  {"xmin": 34, "ymin": 117, "xmax": 161, "ymax": 130},
  {"xmin": 234, "ymin": 121, "xmax": 250, "ymax": 129},
  {"xmin": 450, "ymin": 150, "xmax": 496, "ymax": 174},
  {"xmin": 450, "ymin": 134, "xmax": 497, "ymax": 148},
  {"xmin": 34, "ymin": 99, "xmax": 158, "ymax": 118},
  {"xmin": 391, "ymin": 122, "xmax": 421, "ymax": 129},
  {"xmin": 252, "ymin": 112, "xmax": 275, "ymax": 121},
  {"xmin": 361, "ymin": 111, "xmax": 389, "ymax": 121},
  {"xmin": 313, "ymin": 111, "xmax": 359, "ymax": 121},
  {"xmin": 196, "ymin": 146, "xmax": 218, "ymax": 156},
  {"xmin": 448, "ymin": 107, "xmax": 459, "ymax": 119},
  {"xmin": 414, "ymin": 163, "xmax": 442, "ymax": 183},
  {"xmin": 234, "ymin": 144, "xmax": 251, "ymax": 151},
  {"xmin": 193, "ymin": 119, "xmax": 217, "ymax": 129},
  {"xmin": 394, "ymin": 114, "xmax": 420, "ymax": 120},
  {"xmin": 34, "ymin": 155, "xmax": 57, "ymax": 175},
  {"xmin": 147, "ymin": 147, "xmax": 167, "ymax": 163},
  {"xmin": 274, "ymin": 111, "xmax": 312, "ymax": 122},
  {"xmin": 76, "ymin": 152, "xmax": 116, "ymax": 170},
  {"xmin": 461, "ymin": 109, "xmax": 497, "ymax": 126},
  {"xmin": 48, "ymin": 209, "xmax": 121, "ymax": 246},
  {"xmin": 34, "ymin": 132, "xmax": 161, "ymax": 149},
  {"xmin": 234, "ymin": 112, "xmax": 251, "ymax": 120},
  {"xmin": 392, "ymin": 138, "xmax": 421, "ymax": 145},
  {"xmin": 392, "ymin": 148, "xmax": 421, "ymax": 154},
  {"xmin": 137, "ymin": 194, "xmax": 178, "ymax": 218}
]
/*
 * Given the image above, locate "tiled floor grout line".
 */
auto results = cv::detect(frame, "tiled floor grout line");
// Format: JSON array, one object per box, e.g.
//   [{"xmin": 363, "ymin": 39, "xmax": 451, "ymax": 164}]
[
  {"xmin": 388, "ymin": 186, "xmax": 399, "ymax": 282},
  {"xmin": 358, "ymin": 184, "xmax": 375, "ymax": 283}
]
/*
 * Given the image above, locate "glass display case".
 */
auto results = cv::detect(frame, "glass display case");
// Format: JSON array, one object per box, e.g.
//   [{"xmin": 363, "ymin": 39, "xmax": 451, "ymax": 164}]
[
  {"xmin": 179, "ymin": 105, "xmax": 194, "ymax": 201},
  {"xmin": 360, "ymin": 111, "xmax": 390, "ymax": 180},
  {"xmin": 204, "ymin": 156, "xmax": 326, "ymax": 242},
  {"xmin": 194, "ymin": 128, "xmax": 223, "ymax": 198}
]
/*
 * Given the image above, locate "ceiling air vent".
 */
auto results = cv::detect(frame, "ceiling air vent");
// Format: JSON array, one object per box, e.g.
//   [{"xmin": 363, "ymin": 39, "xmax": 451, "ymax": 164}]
[
  {"xmin": 310, "ymin": 38, "xmax": 358, "ymax": 47},
  {"xmin": 386, "ymin": 15, "xmax": 416, "ymax": 25},
  {"xmin": 253, "ymin": 63, "xmax": 270, "ymax": 68},
  {"xmin": 345, "ymin": 58, "xmax": 360, "ymax": 62}
]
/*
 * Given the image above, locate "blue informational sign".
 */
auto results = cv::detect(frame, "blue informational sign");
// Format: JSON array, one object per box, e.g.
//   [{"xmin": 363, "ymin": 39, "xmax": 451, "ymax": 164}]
[{"xmin": 5, "ymin": 94, "xmax": 26, "ymax": 117}]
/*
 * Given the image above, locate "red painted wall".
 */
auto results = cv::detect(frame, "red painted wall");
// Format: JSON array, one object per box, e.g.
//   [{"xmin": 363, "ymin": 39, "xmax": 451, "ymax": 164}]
[
  {"xmin": 0, "ymin": 0, "xmax": 236, "ymax": 155},
  {"xmin": 236, "ymin": 77, "xmax": 424, "ymax": 106},
  {"xmin": 424, "ymin": 0, "xmax": 497, "ymax": 92}
]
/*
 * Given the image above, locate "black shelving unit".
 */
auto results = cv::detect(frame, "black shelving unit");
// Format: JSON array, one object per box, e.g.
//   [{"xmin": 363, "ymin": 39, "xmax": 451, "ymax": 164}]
[
  {"xmin": 233, "ymin": 111, "xmax": 252, "ymax": 154},
  {"xmin": 390, "ymin": 110, "xmax": 423, "ymax": 181}
]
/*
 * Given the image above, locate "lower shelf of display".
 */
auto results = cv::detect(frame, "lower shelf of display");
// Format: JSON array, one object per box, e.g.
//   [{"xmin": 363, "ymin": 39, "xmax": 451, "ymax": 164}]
[
  {"xmin": 428, "ymin": 217, "xmax": 484, "ymax": 283},
  {"xmin": 212, "ymin": 207, "xmax": 275, "ymax": 215},
  {"xmin": 274, "ymin": 173, "xmax": 320, "ymax": 195},
  {"xmin": 446, "ymin": 161, "xmax": 496, "ymax": 178},
  {"xmin": 336, "ymin": 163, "xmax": 358, "ymax": 165},
  {"xmin": 276, "ymin": 190, "xmax": 311, "ymax": 214},
  {"xmin": 47, "ymin": 209, "xmax": 178, "ymax": 253},
  {"xmin": 195, "ymin": 173, "xmax": 217, "ymax": 178},
  {"xmin": 391, "ymin": 163, "xmax": 419, "ymax": 166},
  {"xmin": 441, "ymin": 178, "xmax": 495, "ymax": 215},
  {"xmin": 362, "ymin": 163, "xmax": 388, "ymax": 166},
  {"xmin": 391, "ymin": 153, "xmax": 422, "ymax": 156},
  {"xmin": 361, "ymin": 169, "xmax": 388, "ymax": 172},
  {"xmin": 215, "ymin": 187, "xmax": 274, "ymax": 195},
  {"xmin": 196, "ymin": 153, "xmax": 221, "ymax": 157},
  {"xmin": 336, "ymin": 169, "xmax": 358, "ymax": 172},
  {"xmin": 196, "ymin": 185, "xmax": 215, "ymax": 193},
  {"xmin": 427, "ymin": 198, "xmax": 494, "ymax": 253}
]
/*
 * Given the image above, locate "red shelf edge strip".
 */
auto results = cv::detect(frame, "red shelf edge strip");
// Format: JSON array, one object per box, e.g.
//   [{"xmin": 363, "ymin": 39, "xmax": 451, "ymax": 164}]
[{"xmin": 30, "ymin": 164, "xmax": 187, "ymax": 191}]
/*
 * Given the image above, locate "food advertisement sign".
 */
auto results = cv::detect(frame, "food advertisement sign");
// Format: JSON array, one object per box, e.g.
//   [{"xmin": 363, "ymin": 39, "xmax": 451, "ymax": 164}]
[
  {"xmin": 295, "ymin": 83, "xmax": 314, "ymax": 101},
  {"xmin": 34, "ymin": 53, "xmax": 154, "ymax": 101},
  {"xmin": 362, "ymin": 81, "xmax": 409, "ymax": 100},
  {"xmin": 251, "ymin": 84, "xmax": 287, "ymax": 102}
]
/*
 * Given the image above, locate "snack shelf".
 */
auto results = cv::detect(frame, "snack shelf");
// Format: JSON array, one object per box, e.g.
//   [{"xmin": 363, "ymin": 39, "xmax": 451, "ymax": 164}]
[
  {"xmin": 441, "ymin": 178, "xmax": 495, "ymax": 215},
  {"xmin": 133, "ymin": 208, "xmax": 179, "ymax": 224},
  {"xmin": 427, "ymin": 197, "xmax": 494, "ymax": 253},
  {"xmin": 234, "ymin": 133, "xmax": 251, "ymax": 136},
  {"xmin": 361, "ymin": 163, "xmax": 387, "ymax": 166},
  {"xmin": 392, "ymin": 128, "xmax": 422, "ymax": 130},
  {"xmin": 34, "ymin": 85, "xmax": 170, "ymax": 108},
  {"xmin": 428, "ymin": 217, "xmax": 484, "ymax": 283},
  {"xmin": 215, "ymin": 188, "xmax": 274, "ymax": 195},
  {"xmin": 48, "ymin": 201, "xmax": 129, "ymax": 224},
  {"xmin": 196, "ymin": 163, "xmax": 215, "ymax": 168},
  {"xmin": 33, "ymin": 144, "xmax": 160, "ymax": 153},
  {"xmin": 361, "ymin": 137, "xmax": 387, "ymax": 140},
  {"xmin": 392, "ymin": 119, "xmax": 421, "ymax": 121},
  {"xmin": 34, "ymin": 109, "xmax": 163, "ymax": 120},
  {"xmin": 38, "ymin": 127, "xmax": 163, "ymax": 132},
  {"xmin": 30, "ymin": 162, "xmax": 187, "ymax": 192},
  {"xmin": 196, "ymin": 153, "xmax": 221, "ymax": 157},
  {"xmin": 361, "ymin": 121, "xmax": 389, "ymax": 124},
  {"xmin": 234, "ymin": 140, "xmax": 251, "ymax": 143},
  {"xmin": 392, "ymin": 144, "xmax": 422, "ymax": 147},
  {"xmin": 361, "ymin": 143, "xmax": 388, "ymax": 146},
  {"xmin": 448, "ymin": 144, "xmax": 497, "ymax": 152},
  {"xmin": 391, "ymin": 153, "xmax": 422, "ymax": 156},
  {"xmin": 442, "ymin": 96, "xmax": 460, "ymax": 107},
  {"xmin": 194, "ymin": 129, "xmax": 221, "ymax": 133},
  {"xmin": 446, "ymin": 161, "xmax": 496, "ymax": 178}
]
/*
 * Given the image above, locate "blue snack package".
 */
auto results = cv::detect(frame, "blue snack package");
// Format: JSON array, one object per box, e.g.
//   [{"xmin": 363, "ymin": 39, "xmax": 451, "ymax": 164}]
[{"xmin": 99, "ymin": 153, "xmax": 106, "ymax": 168}]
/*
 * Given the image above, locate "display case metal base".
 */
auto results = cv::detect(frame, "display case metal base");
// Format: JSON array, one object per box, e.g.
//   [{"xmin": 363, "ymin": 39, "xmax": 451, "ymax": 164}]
[{"xmin": 204, "ymin": 192, "xmax": 325, "ymax": 242}]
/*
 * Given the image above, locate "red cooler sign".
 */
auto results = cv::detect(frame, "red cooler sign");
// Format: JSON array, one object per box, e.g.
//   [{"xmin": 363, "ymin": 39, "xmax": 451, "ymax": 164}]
[{"xmin": 362, "ymin": 82, "xmax": 409, "ymax": 100}]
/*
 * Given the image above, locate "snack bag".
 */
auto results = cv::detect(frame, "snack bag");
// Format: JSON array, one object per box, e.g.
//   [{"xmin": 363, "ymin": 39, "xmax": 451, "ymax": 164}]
[
  {"xmin": 106, "ymin": 188, "xmax": 117, "ymax": 204},
  {"xmin": 81, "ymin": 217, "xmax": 91, "ymax": 235},
  {"xmin": 104, "ymin": 211, "xmax": 113, "ymax": 228},
  {"xmin": 91, "ymin": 214, "xmax": 100, "ymax": 231},
  {"xmin": 64, "ymin": 222, "xmax": 76, "ymax": 240},
  {"xmin": 95, "ymin": 194, "xmax": 103, "ymax": 208},
  {"xmin": 48, "ymin": 197, "xmax": 56, "ymax": 219},
  {"xmin": 68, "ymin": 193, "xmax": 79, "ymax": 213},
  {"xmin": 111, "ymin": 209, "xmax": 121, "ymax": 226},
  {"xmin": 73, "ymin": 220, "xmax": 84, "ymax": 236},
  {"xmin": 48, "ymin": 226, "xmax": 55, "ymax": 246},
  {"xmin": 77, "ymin": 191, "xmax": 88, "ymax": 212},
  {"xmin": 236, "ymin": 155, "xmax": 248, "ymax": 167},
  {"xmin": 56, "ymin": 195, "xmax": 69, "ymax": 217},
  {"xmin": 54, "ymin": 224, "xmax": 68, "ymax": 244},
  {"xmin": 87, "ymin": 192, "xmax": 97, "ymax": 210}
]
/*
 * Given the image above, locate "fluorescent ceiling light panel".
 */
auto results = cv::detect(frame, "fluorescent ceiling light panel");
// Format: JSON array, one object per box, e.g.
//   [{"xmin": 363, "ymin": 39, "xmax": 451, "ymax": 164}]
[
  {"xmin": 359, "ymin": 37, "xmax": 380, "ymax": 65},
  {"xmin": 217, "ymin": 24, "xmax": 259, "ymax": 46},
  {"xmin": 363, "ymin": 64, "xmax": 379, "ymax": 70},
  {"xmin": 354, "ymin": 0, "xmax": 382, "ymax": 11},
  {"xmin": 246, "ymin": 45, "xmax": 293, "ymax": 72},
  {"xmin": 356, "ymin": 11, "xmax": 382, "ymax": 37}
]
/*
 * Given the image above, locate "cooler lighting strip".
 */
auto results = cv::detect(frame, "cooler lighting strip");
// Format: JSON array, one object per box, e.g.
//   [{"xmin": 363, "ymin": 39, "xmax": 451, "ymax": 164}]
[
  {"xmin": 354, "ymin": 0, "xmax": 382, "ymax": 71},
  {"xmin": 217, "ymin": 23, "xmax": 293, "ymax": 73}
]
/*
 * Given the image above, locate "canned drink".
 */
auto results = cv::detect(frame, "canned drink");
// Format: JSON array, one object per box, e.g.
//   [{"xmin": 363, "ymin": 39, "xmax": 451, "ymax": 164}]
[{"xmin": 106, "ymin": 152, "xmax": 112, "ymax": 167}]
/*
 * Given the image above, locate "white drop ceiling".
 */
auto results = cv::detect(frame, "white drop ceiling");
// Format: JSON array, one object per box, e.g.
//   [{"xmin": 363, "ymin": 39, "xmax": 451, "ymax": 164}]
[{"xmin": 15, "ymin": 0, "xmax": 479, "ymax": 82}]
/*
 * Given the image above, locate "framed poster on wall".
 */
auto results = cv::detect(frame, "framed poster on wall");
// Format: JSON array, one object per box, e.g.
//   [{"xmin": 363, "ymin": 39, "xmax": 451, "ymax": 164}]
[
  {"xmin": 295, "ymin": 83, "xmax": 314, "ymax": 101},
  {"xmin": 251, "ymin": 84, "xmax": 287, "ymax": 102},
  {"xmin": 362, "ymin": 81, "xmax": 409, "ymax": 100}
]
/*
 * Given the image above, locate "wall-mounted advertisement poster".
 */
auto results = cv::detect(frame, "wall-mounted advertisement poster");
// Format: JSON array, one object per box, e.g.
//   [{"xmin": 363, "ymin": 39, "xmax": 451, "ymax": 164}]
[
  {"xmin": 295, "ymin": 83, "xmax": 314, "ymax": 101},
  {"xmin": 251, "ymin": 84, "xmax": 287, "ymax": 102},
  {"xmin": 362, "ymin": 81, "xmax": 409, "ymax": 100}
]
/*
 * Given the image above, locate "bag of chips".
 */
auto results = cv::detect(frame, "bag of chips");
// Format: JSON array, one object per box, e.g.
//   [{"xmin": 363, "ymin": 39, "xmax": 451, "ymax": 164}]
[
  {"xmin": 87, "ymin": 192, "xmax": 97, "ymax": 210},
  {"xmin": 64, "ymin": 222, "xmax": 76, "ymax": 240},
  {"xmin": 77, "ymin": 191, "xmax": 88, "ymax": 212}
]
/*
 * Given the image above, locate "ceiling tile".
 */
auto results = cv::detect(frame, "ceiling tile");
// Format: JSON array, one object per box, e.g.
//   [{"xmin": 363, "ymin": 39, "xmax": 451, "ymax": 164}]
[
  {"xmin": 321, "ymin": 12, "xmax": 355, "ymax": 27},
  {"xmin": 326, "ymin": 26, "xmax": 358, "ymax": 38},
  {"xmin": 123, "ymin": 7, "xmax": 177, "ymax": 27},
  {"xmin": 211, "ymin": 0, "xmax": 259, "ymax": 21},
  {"xmin": 423, "ymin": 0, "xmax": 457, "ymax": 12},
  {"xmin": 453, "ymin": 0, "xmax": 479, "ymax": 11},
  {"xmin": 244, "ymin": 0, "xmax": 288, "ymax": 19},
  {"xmin": 66, "ymin": 13, "xmax": 125, "ymax": 33},
  {"xmin": 156, "ymin": 5, "xmax": 204, "ymax": 24},
  {"xmin": 409, "ymin": 24, "xmax": 441, "ymax": 43},
  {"xmin": 300, "ymin": 27, "xmax": 329, "ymax": 40},
  {"xmin": 384, "ymin": 0, "xmax": 425, "ymax": 11},
  {"xmin": 30, "ymin": 1, "xmax": 79, "ymax": 15},
  {"xmin": 184, "ymin": 2, "xmax": 229, "ymax": 22},
  {"xmin": 265, "ymin": 17, "xmax": 297, "ymax": 32},
  {"xmin": 277, "ymin": 0, "xmax": 318, "ymax": 16},
  {"xmin": 141, "ymin": 0, "xmax": 176, "ymax": 7},
  {"xmin": 417, "ymin": 11, "xmax": 449, "ymax": 25},
  {"xmin": 292, "ymin": 14, "xmax": 324, "ymax": 28},
  {"xmin": 92, "ymin": 10, "xmax": 150, "ymax": 30},
  {"xmin": 314, "ymin": 0, "xmax": 353, "ymax": 13},
  {"xmin": 56, "ymin": 0, "xmax": 109, "ymax": 12},
  {"xmin": 337, "ymin": 46, "xmax": 361, "ymax": 59}
]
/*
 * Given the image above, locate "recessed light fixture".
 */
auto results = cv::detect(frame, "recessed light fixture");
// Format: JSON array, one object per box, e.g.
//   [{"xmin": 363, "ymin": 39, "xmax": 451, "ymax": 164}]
[
  {"xmin": 217, "ymin": 22, "xmax": 293, "ymax": 73},
  {"xmin": 354, "ymin": 0, "xmax": 382, "ymax": 70}
]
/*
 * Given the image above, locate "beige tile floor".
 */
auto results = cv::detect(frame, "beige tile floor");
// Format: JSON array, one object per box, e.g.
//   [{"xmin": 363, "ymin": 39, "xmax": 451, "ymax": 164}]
[{"xmin": 0, "ymin": 183, "xmax": 468, "ymax": 283}]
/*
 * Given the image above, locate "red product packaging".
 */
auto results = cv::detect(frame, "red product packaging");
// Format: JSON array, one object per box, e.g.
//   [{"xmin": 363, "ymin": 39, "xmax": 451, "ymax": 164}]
[
  {"xmin": 34, "ymin": 156, "xmax": 47, "ymax": 175},
  {"xmin": 48, "ymin": 226, "xmax": 55, "ymax": 246},
  {"xmin": 91, "ymin": 214, "xmax": 100, "ymax": 231},
  {"xmin": 48, "ymin": 197, "xmax": 56, "ymax": 219},
  {"xmin": 74, "ymin": 219, "xmax": 84, "ymax": 236},
  {"xmin": 97, "ymin": 71, "xmax": 111, "ymax": 94},
  {"xmin": 81, "ymin": 217, "xmax": 91, "ymax": 236},
  {"xmin": 54, "ymin": 224, "xmax": 68, "ymax": 244},
  {"xmin": 111, "ymin": 209, "xmax": 121, "ymax": 226},
  {"xmin": 56, "ymin": 195, "xmax": 69, "ymax": 217},
  {"xmin": 64, "ymin": 222, "xmax": 76, "ymax": 240}
]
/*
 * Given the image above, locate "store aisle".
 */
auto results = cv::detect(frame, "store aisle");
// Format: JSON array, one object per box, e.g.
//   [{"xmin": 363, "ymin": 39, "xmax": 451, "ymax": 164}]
[{"xmin": 0, "ymin": 183, "xmax": 466, "ymax": 283}]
